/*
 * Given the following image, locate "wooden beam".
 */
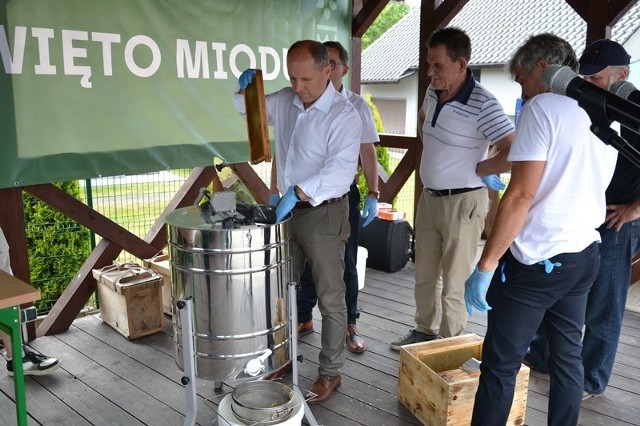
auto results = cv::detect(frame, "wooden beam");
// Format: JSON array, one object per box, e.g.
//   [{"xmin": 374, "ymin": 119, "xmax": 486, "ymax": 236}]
[
  {"xmin": 379, "ymin": 145, "xmax": 417, "ymax": 203},
  {"xmin": 36, "ymin": 238, "xmax": 122, "ymax": 336},
  {"xmin": 25, "ymin": 184, "xmax": 161, "ymax": 260},
  {"xmin": 352, "ymin": 0, "xmax": 390, "ymax": 37},
  {"xmin": 38, "ymin": 166, "xmax": 215, "ymax": 336},
  {"xmin": 229, "ymin": 163, "xmax": 270, "ymax": 204},
  {"xmin": 608, "ymin": 0, "xmax": 639, "ymax": 24},
  {"xmin": 0, "ymin": 188, "xmax": 36, "ymax": 341},
  {"xmin": 144, "ymin": 166, "xmax": 216, "ymax": 248},
  {"xmin": 433, "ymin": 0, "xmax": 470, "ymax": 31},
  {"xmin": 566, "ymin": 0, "xmax": 638, "ymax": 43},
  {"xmin": 0, "ymin": 188, "xmax": 29, "ymax": 282}
]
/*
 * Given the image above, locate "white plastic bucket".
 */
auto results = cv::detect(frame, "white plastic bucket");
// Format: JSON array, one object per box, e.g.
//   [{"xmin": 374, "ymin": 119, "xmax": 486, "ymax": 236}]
[{"xmin": 357, "ymin": 246, "xmax": 368, "ymax": 290}]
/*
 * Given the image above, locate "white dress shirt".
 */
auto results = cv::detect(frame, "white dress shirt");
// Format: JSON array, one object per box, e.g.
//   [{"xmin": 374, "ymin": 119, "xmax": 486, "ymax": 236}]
[{"xmin": 235, "ymin": 81, "xmax": 362, "ymax": 206}]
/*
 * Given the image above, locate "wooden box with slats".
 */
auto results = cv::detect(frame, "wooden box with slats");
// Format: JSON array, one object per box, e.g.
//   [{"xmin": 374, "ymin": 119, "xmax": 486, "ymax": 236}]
[
  {"xmin": 92, "ymin": 263, "xmax": 164, "ymax": 340},
  {"xmin": 398, "ymin": 334, "xmax": 529, "ymax": 425}
]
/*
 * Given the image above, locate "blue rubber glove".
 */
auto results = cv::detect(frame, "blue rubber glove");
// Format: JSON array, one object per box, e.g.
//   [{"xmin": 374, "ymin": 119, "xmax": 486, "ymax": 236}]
[
  {"xmin": 275, "ymin": 186, "xmax": 298, "ymax": 222},
  {"xmin": 464, "ymin": 265, "xmax": 495, "ymax": 316},
  {"xmin": 268, "ymin": 193, "xmax": 281, "ymax": 207},
  {"xmin": 481, "ymin": 174, "xmax": 506, "ymax": 192},
  {"xmin": 361, "ymin": 197, "xmax": 378, "ymax": 227},
  {"xmin": 239, "ymin": 68, "xmax": 257, "ymax": 89}
]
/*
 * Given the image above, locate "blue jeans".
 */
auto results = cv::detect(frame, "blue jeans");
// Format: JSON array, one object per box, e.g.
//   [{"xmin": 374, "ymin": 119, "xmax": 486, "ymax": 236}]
[
  {"xmin": 525, "ymin": 219, "xmax": 640, "ymax": 394},
  {"xmin": 297, "ymin": 183, "xmax": 361, "ymax": 324},
  {"xmin": 583, "ymin": 219, "xmax": 640, "ymax": 393},
  {"xmin": 472, "ymin": 243, "xmax": 599, "ymax": 426}
]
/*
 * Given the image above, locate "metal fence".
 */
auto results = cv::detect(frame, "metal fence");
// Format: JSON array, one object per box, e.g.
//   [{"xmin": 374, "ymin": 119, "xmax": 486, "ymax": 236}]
[{"xmin": 28, "ymin": 156, "xmax": 417, "ymax": 315}]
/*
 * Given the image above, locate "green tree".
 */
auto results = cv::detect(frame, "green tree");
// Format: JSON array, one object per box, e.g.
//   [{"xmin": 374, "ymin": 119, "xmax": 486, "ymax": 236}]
[
  {"xmin": 23, "ymin": 181, "xmax": 91, "ymax": 312},
  {"xmin": 362, "ymin": 1, "xmax": 410, "ymax": 50}
]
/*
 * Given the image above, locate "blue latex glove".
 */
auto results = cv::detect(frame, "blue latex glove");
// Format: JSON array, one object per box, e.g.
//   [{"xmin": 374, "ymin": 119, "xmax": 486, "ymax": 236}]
[
  {"xmin": 481, "ymin": 174, "xmax": 506, "ymax": 192},
  {"xmin": 239, "ymin": 68, "xmax": 257, "ymax": 89},
  {"xmin": 464, "ymin": 265, "xmax": 495, "ymax": 316},
  {"xmin": 361, "ymin": 197, "xmax": 378, "ymax": 227},
  {"xmin": 275, "ymin": 186, "xmax": 298, "ymax": 222},
  {"xmin": 268, "ymin": 193, "xmax": 281, "ymax": 207}
]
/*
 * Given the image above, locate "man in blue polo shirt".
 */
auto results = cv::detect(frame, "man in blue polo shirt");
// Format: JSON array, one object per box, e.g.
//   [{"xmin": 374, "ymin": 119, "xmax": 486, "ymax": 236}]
[{"xmin": 391, "ymin": 27, "xmax": 514, "ymax": 349}]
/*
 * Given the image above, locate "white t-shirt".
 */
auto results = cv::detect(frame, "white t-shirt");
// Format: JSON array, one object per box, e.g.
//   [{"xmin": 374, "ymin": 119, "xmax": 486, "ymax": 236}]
[{"xmin": 507, "ymin": 93, "xmax": 618, "ymax": 264}]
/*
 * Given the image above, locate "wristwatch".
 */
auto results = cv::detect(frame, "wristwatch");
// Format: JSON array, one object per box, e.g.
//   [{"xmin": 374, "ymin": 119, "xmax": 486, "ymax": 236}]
[{"xmin": 368, "ymin": 190, "xmax": 380, "ymax": 199}]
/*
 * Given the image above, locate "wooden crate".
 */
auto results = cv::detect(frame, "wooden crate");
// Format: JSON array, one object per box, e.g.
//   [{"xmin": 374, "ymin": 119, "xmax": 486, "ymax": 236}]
[
  {"xmin": 92, "ymin": 263, "xmax": 164, "ymax": 340},
  {"xmin": 143, "ymin": 252, "xmax": 172, "ymax": 316},
  {"xmin": 398, "ymin": 334, "xmax": 529, "ymax": 426}
]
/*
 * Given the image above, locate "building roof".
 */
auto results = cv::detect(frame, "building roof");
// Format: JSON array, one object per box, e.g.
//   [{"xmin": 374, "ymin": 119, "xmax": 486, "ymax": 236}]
[{"xmin": 361, "ymin": 0, "xmax": 640, "ymax": 83}]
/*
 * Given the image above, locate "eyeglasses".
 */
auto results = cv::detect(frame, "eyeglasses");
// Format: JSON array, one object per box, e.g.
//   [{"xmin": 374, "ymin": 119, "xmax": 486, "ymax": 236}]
[{"xmin": 329, "ymin": 60, "xmax": 346, "ymax": 69}]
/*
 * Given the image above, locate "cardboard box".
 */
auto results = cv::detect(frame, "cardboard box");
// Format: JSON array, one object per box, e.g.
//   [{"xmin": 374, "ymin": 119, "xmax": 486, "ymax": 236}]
[
  {"xmin": 143, "ymin": 252, "xmax": 173, "ymax": 316},
  {"xmin": 398, "ymin": 334, "xmax": 529, "ymax": 426},
  {"xmin": 92, "ymin": 263, "xmax": 164, "ymax": 340},
  {"xmin": 377, "ymin": 210, "xmax": 406, "ymax": 221}
]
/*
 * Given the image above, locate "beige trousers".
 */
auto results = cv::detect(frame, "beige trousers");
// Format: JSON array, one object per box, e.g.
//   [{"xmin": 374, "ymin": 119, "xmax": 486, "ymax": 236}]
[
  {"xmin": 289, "ymin": 197, "xmax": 350, "ymax": 376},
  {"xmin": 413, "ymin": 187, "xmax": 488, "ymax": 337}
]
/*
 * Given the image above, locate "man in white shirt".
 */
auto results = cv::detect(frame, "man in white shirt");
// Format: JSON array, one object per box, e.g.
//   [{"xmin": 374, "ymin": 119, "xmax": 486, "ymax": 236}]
[
  {"xmin": 234, "ymin": 40, "xmax": 362, "ymax": 404},
  {"xmin": 465, "ymin": 34, "xmax": 618, "ymax": 426},
  {"xmin": 296, "ymin": 41, "xmax": 380, "ymax": 354}
]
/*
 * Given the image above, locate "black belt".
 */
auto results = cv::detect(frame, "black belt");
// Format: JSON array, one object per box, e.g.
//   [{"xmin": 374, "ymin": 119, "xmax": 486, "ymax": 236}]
[
  {"xmin": 425, "ymin": 187, "xmax": 482, "ymax": 197},
  {"xmin": 295, "ymin": 193, "xmax": 347, "ymax": 209}
]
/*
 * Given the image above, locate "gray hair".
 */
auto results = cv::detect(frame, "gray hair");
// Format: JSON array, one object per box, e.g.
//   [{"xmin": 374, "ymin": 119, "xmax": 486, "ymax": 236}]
[
  {"xmin": 610, "ymin": 64, "xmax": 631, "ymax": 78},
  {"xmin": 509, "ymin": 33, "xmax": 578, "ymax": 78}
]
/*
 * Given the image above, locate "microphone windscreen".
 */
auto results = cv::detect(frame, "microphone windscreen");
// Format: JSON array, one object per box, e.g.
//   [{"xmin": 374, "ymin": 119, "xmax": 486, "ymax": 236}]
[
  {"xmin": 611, "ymin": 81, "xmax": 637, "ymax": 100},
  {"xmin": 541, "ymin": 64, "xmax": 577, "ymax": 95}
]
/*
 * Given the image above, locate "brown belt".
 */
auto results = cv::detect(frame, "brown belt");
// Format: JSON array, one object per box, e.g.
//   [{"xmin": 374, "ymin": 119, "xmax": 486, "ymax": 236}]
[
  {"xmin": 425, "ymin": 187, "xmax": 482, "ymax": 197},
  {"xmin": 295, "ymin": 193, "xmax": 347, "ymax": 209}
]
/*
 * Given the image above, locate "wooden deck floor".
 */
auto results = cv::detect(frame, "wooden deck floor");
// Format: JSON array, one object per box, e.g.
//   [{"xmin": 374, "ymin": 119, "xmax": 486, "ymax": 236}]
[{"xmin": 2, "ymin": 262, "xmax": 640, "ymax": 425}]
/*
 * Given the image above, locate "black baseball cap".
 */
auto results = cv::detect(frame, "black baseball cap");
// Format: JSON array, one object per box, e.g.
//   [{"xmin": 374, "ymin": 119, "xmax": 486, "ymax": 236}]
[{"xmin": 579, "ymin": 39, "xmax": 631, "ymax": 76}]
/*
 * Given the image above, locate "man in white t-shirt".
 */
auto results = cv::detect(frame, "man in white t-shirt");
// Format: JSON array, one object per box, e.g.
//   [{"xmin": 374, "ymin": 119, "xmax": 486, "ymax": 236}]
[
  {"xmin": 465, "ymin": 34, "xmax": 618, "ymax": 426},
  {"xmin": 0, "ymin": 227, "xmax": 60, "ymax": 376}
]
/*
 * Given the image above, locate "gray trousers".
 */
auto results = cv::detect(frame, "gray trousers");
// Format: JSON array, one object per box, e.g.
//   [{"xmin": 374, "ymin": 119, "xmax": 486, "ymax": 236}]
[{"xmin": 289, "ymin": 197, "xmax": 350, "ymax": 376}]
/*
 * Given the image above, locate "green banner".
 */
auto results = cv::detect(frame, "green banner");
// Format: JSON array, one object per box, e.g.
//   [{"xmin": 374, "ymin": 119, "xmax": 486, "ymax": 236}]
[{"xmin": 0, "ymin": 0, "xmax": 351, "ymax": 188}]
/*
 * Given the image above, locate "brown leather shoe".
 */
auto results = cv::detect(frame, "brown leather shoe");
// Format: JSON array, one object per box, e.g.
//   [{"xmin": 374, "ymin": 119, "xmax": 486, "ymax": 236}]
[
  {"xmin": 346, "ymin": 324, "xmax": 366, "ymax": 354},
  {"xmin": 306, "ymin": 374, "xmax": 341, "ymax": 404},
  {"xmin": 297, "ymin": 320, "xmax": 314, "ymax": 337}
]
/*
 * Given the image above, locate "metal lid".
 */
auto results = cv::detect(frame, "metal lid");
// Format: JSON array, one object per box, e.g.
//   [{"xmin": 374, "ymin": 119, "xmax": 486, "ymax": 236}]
[{"xmin": 164, "ymin": 206, "xmax": 216, "ymax": 230}]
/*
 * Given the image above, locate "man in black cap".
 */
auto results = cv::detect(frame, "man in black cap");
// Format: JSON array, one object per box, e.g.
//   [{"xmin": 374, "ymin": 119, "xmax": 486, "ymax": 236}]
[{"xmin": 524, "ymin": 39, "xmax": 640, "ymax": 399}]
